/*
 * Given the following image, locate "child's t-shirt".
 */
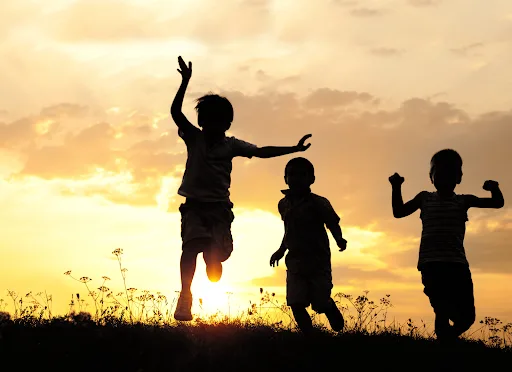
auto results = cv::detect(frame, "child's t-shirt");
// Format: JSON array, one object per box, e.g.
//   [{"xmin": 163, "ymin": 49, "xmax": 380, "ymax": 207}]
[
  {"xmin": 279, "ymin": 190, "xmax": 340, "ymax": 275},
  {"xmin": 177, "ymin": 127, "xmax": 258, "ymax": 203},
  {"xmin": 418, "ymin": 191, "xmax": 469, "ymax": 270}
]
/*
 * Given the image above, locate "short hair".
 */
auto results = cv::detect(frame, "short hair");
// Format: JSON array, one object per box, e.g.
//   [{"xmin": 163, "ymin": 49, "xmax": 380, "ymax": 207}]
[
  {"xmin": 285, "ymin": 157, "xmax": 315, "ymax": 179},
  {"xmin": 430, "ymin": 149, "xmax": 463, "ymax": 179},
  {"xmin": 195, "ymin": 93, "xmax": 234, "ymax": 126}
]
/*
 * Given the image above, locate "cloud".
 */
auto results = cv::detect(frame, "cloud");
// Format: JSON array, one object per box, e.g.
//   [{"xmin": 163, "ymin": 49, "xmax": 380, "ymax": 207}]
[
  {"xmin": 249, "ymin": 265, "xmax": 407, "ymax": 288},
  {"xmin": 45, "ymin": 0, "xmax": 271, "ymax": 44},
  {"xmin": 370, "ymin": 47, "xmax": 404, "ymax": 57},
  {"xmin": 408, "ymin": 0, "xmax": 442, "ymax": 6},
  {"xmin": 350, "ymin": 8, "xmax": 387, "ymax": 17},
  {"xmin": 3, "ymin": 85, "xmax": 512, "ymax": 274},
  {"xmin": 450, "ymin": 42, "xmax": 485, "ymax": 57}
]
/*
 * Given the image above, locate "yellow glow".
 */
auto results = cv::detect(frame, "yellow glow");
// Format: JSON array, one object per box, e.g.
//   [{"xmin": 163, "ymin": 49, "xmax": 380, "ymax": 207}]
[
  {"xmin": 191, "ymin": 275, "xmax": 237, "ymax": 317},
  {"xmin": 35, "ymin": 119, "xmax": 54, "ymax": 135},
  {"xmin": 107, "ymin": 107, "xmax": 120, "ymax": 114}
]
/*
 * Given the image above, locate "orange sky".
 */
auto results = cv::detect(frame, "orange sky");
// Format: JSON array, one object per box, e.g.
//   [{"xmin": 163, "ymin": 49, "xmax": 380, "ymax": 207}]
[{"xmin": 1, "ymin": 0, "xmax": 512, "ymax": 326}]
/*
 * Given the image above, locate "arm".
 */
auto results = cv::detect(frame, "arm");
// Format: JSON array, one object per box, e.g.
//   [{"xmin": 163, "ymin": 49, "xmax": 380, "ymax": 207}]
[
  {"xmin": 253, "ymin": 134, "xmax": 311, "ymax": 159},
  {"xmin": 326, "ymin": 222, "xmax": 347, "ymax": 252},
  {"xmin": 317, "ymin": 197, "xmax": 347, "ymax": 252},
  {"xmin": 465, "ymin": 181, "xmax": 505, "ymax": 209},
  {"xmin": 389, "ymin": 173, "xmax": 424, "ymax": 218},
  {"xmin": 170, "ymin": 56, "xmax": 197, "ymax": 135},
  {"xmin": 270, "ymin": 236, "xmax": 287, "ymax": 267}
]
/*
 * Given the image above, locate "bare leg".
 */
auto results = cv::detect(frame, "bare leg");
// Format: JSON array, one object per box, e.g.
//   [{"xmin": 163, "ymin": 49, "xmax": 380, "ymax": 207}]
[
  {"xmin": 324, "ymin": 298, "xmax": 344, "ymax": 332},
  {"xmin": 291, "ymin": 306, "xmax": 313, "ymax": 334},
  {"xmin": 435, "ymin": 312, "xmax": 454, "ymax": 341},
  {"xmin": 180, "ymin": 249, "xmax": 199, "ymax": 295}
]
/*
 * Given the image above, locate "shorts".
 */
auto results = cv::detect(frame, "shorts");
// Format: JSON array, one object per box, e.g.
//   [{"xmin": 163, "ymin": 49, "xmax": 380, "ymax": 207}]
[
  {"xmin": 179, "ymin": 199, "xmax": 234, "ymax": 263},
  {"xmin": 286, "ymin": 270, "xmax": 333, "ymax": 313},
  {"xmin": 420, "ymin": 262, "xmax": 475, "ymax": 322}
]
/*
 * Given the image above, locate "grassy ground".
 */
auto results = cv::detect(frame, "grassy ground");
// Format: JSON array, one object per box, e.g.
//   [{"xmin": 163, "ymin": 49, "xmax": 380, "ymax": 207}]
[
  {"xmin": 2, "ymin": 250, "xmax": 511, "ymax": 371},
  {"xmin": 0, "ymin": 316, "xmax": 510, "ymax": 372}
]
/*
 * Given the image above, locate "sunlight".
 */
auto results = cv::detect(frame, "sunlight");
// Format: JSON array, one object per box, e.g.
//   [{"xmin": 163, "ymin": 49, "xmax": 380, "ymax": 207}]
[
  {"xmin": 191, "ymin": 275, "xmax": 238, "ymax": 317},
  {"xmin": 35, "ymin": 119, "xmax": 55, "ymax": 135}
]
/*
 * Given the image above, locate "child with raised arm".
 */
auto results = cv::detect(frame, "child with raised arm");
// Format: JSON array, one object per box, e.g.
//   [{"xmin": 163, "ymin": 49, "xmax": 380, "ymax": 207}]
[
  {"xmin": 389, "ymin": 149, "xmax": 504, "ymax": 342},
  {"xmin": 171, "ymin": 56, "xmax": 312, "ymax": 321},
  {"xmin": 270, "ymin": 157, "xmax": 347, "ymax": 334}
]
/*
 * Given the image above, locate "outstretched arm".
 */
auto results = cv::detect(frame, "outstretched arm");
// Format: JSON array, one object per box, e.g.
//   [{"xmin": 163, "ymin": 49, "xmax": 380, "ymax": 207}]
[
  {"xmin": 389, "ymin": 173, "xmax": 424, "ymax": 218},
  {"xmin": 465, "ymin": 180, "xmax": 505, "ymax": 209},
  {"xmin": 170, "ymin": 56, "xmax": 197, "ymax": 135},
  {"xmin": 253, "ymin": 134, "xmax": 311, "ymax": 159}
]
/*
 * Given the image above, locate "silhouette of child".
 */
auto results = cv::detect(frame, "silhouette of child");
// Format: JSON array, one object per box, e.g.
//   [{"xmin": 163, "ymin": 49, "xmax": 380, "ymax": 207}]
[
  {"xmin": 389, "ymin": 149, "xmax": 505, "ymax": 342},
  {"xmin": 171, "ymin": 56, "xmax": 313, "ymax": 321},
  {"xmin": 270, "ymin": 157, "xmax": 347, "ymax": 334}
]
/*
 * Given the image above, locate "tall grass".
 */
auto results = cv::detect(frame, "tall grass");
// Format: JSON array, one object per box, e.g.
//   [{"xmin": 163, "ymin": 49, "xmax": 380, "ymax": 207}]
[{"xmin": 2, "ymin": 248, "xmax": 512, "ymax": 350}]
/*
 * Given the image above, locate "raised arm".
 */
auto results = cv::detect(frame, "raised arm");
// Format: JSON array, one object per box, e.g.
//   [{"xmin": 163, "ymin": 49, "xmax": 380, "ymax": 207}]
[
  {"xmin": 465, "ymin": 180, "xmax": 505, "ymax": 209},
  {"xmin": 170, "ymin": 56, "xmax": 197, "ymax": 135},
  {"xmin": 253, "ymin": 134, "xmax": 311, "ymax": 159},
  {"xmin": 389, "ymin": 173, "xmax": 424, "ymax": 218}
]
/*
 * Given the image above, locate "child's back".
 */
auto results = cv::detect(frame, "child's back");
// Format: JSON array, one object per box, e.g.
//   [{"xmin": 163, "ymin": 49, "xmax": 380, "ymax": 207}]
[{"xmin": 418, "ymin": 191, "xmax": 469, "ymax": 269}]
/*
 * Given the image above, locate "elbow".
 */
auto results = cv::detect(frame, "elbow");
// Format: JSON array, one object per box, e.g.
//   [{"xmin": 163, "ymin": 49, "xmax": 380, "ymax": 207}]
[{"xmin": 392, "ymin": 211, "xmax": 404, "ymax": 219}]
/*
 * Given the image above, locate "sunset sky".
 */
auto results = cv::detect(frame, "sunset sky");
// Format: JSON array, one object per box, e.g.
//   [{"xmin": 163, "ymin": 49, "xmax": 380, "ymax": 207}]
[{"xmin": 1, "ymin": 0, "xmax": 512, "ymax": 325}]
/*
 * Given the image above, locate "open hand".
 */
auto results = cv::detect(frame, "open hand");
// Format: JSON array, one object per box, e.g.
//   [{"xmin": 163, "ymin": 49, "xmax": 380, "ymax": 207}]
[
  {"xmin": 337, "ymin": 238, "xmax": 347, "ymax": 252},
  {"xmin": 389, "ymin": 173, "xmax": 405, "ymax": 187},
  {"xmin": 483, "ymin": 180, "xmax": 499, "ymax": 191},
  {"xmin": 177, "ymin": 56, "xmax": 192, "ymax": 80},
  {"xmin": 270, "ymin": 250, "xmax": 285, "ymax": 267},
  {"xmin": 296, "ymin": 134, "xmax": 312, "ymax": 152}
]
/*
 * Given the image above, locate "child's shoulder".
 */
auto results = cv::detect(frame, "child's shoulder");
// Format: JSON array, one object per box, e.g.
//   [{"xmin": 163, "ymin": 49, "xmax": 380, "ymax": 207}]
[
  {"xmin": 310, "ymin": 193, "xmax": 335, "ymax": 209},
  {"xmin": 310, "ymin": 193, "xmax": 330, "ymax": 203}
]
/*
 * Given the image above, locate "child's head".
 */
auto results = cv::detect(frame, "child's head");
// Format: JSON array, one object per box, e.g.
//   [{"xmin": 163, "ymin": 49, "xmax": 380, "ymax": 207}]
[
  {"xmin": 285, "ymin": 157, "xmax": 315, "ymax": 190},
  {"xmin": 429, "ymin": 149, "xmax": 463, "ymax": 193},
  {"xmin": 195, "ymin": 93, "xmax": 233, "ymax": 134}
]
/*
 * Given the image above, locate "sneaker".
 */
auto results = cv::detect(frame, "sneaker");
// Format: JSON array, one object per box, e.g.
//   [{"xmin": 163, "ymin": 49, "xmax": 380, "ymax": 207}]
[
  {"xmin": 206, "ymin": 260, "xmax": 222, "ymax": 282},
  {"xmin": 174, "ymin": 293, "xmax": 193, "ymax": 321}
]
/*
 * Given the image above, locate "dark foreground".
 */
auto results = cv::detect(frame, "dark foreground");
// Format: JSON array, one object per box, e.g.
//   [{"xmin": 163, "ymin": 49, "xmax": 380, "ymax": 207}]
[{"xmin": 0, "ymin": 319, "xmax": 510, "ymax": 371}]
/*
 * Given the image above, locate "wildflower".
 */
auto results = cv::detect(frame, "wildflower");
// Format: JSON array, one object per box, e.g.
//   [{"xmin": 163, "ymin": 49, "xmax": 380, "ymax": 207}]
[
  {"xmin": 64, "ymin": 271, "xmax": 72, "ymax": 276},
  {"xmin": 112, "ymin": 248, "xmax": 123, "ymax": 256},
  {"xmin": 79, "ymin": 277, "xmax": 92, "ymax": 283},
  {"xmin": 102, "ymin": 276, "xmax": 111, "ymax": 281}
]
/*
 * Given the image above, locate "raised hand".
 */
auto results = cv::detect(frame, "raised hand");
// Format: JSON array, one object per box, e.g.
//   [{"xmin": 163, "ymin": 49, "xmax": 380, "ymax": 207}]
[
  {"xmin": 270, "ymin": 250, "xmax": 285, "ymax": 267},
  {"xmin": 389, "ymin": 173, "xmax": 405, "ymax": 187},
  {"xmin": 483, "ymin": 180, "xmax": 499, "ymax": 191},
  {"xmin": 296, "ymin": 134, "xmax": 312, "ymax": 152},
  {"xmin": 177, "ymin": 56, "xmax": 192, "ymax": 81}
]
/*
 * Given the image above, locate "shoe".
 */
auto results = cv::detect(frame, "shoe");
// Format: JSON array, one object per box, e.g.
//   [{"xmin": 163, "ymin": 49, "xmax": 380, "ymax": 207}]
[
  {"xmin": 174, "ymin": 292, "xmax": 193, "ymax": 321},
  {"xmin": 206, "ymin": 260, "xmax": 222, "ymax": 282}
]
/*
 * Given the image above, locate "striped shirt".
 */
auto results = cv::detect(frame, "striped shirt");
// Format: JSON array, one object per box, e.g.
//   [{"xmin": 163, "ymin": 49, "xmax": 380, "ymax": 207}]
[{"xmin": 418, "ymin": 191, "xmax": 469, "ymax": 270}]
